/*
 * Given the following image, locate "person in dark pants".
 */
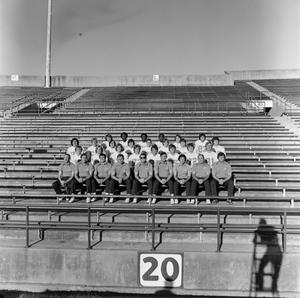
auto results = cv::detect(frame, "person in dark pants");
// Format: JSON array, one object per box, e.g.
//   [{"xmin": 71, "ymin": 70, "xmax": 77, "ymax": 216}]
[
  {"xmin": 74, "ymin": 153, "xmax": 94, "ymax": 203},
  {"xmin": 153, "ymin": 152, "xmax": 174, "ymax": 204},
  {"xmin": 191, "ymin": 153, "xmax": 212, "ymax": 204},
  {"xmin": 91, "ymin": 153, "xmax": 111, "ymax": 202},
  {"xmin": 173, "ymin": 154, "xmax": 191, "ymax": 205},
  {"xmin": 211, "ymin": 152, "xmax": 234, "ymax": 204},
  {"xmin": 132, "ymin": 153, "xmax": 153, "ymax": 203},
  {"xmin": 110, "ymin": 154, "xmax": 132, "ymax": 203},
  {"xmin": 52, "ymin": 153, "xmax": 76, "ymax": 202}
]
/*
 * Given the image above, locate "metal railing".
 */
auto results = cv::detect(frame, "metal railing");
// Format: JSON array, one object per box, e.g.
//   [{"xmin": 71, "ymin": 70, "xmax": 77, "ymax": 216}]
[{"xmin": 0, "ymin": 194, "xmax": 299, "ymax": 252}]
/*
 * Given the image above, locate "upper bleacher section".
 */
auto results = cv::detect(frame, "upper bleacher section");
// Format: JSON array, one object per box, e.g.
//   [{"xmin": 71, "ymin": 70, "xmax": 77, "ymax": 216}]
[
  {"xmin": 0, "ymin": 87, "xmax": 80, "ymax": 116},
  {"xmin": 254, "ymin": 79, "xmax": 300, "ymax": 109},
  {"xmin": 56, "ymin": 85, "xmax": 260, "ymax": 115}
]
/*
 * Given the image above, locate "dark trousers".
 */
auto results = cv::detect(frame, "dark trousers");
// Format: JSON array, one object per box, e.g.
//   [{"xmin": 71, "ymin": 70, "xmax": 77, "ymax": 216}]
[
  {"xmin": 190, "ymin": 178, "xmax": 211, "ymax": 196},
  {"xmin": 52, "ymin": 177, "xmax": 76, "ymax": 195},
  {"xmin": 132, "ymin": 178, "xmax": 153, "ymax": 195},
  {"xmin": 110, "ymin": 178, "xmax": 132, "ymax": 194},
  {"xmin": 174, "ymin": 180, "xmax": 191, "ymax": 196},
  {"xmin": 75, "ymin": 177, "xmax": 93, "ymax": 194},
  {"xmin": 153, "ymin": 178, "xmax": 174, "ymax": 195},
  {"xmin": 211, "ymin": 178, "xmax": 234, "ymax": 196},
  {"xmin": 91, "ymin": 178, "xmax": 111, "ymax": 194}
]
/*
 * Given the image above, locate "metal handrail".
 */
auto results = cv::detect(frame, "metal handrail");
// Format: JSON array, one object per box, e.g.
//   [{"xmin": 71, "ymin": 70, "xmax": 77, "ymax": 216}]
[{"xmin": 0, "ymin": 202, "xmax": 299, "ymax": 252}]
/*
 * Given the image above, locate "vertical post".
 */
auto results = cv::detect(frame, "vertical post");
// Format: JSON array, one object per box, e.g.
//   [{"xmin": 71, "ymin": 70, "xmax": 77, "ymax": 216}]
[
  {"xmin": 151, "ymin": 208, "xmax": 155, "ymax": 251},
  {"xmin": 26, "ymin": 206, "xmax": 29, "ymax": 247},
  {"xmin": 217, "ymin": 208, "xmax": 221, "ymax": 252},
  {"xmin": 283, "ymin": 210, "xmax": 287, "ymax": 253},
  {"xmin": 88, "ymin": 206, "xmax": 91, "ymax": 249},
  {"xmin": 45, "ymin": 0, "xmax": 52, "ymax": 88}
]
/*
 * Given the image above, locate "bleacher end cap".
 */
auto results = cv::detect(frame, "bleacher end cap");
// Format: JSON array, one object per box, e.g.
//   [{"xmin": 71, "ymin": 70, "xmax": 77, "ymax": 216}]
[{"xmin": 11, "ymin": 74, "xmax": 19, "ymax": 81}]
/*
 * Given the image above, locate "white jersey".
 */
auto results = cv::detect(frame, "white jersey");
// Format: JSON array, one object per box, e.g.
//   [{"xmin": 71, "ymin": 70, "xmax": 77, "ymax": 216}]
[
  {"xmin": 213, "ymin": 144, "xmax": 226, "ymax": 155},
  {"xmin": 124, "ymin": 146, "xmax": 134, "ymax": 155},
  {"xmin": 107, "ymin": 146, "xmax": 116, "ymax": 155},
  {"xmin": 203, "ymin": 151, "xmax": 218, "ymax": 168},
  {"xmin": 110, "ymin": 151, "xmax": 128, "ymax": 163},
  {"xmin": 173, "ymin": 142, "xmax": 181, "ymax": 150},
  {"xmin": 137, "ymin": 141, "xmax": 147, "ymax": 149},
  {"xmin": 103, "ymin": 141, "xmax": 110, "ymax": 149},
  {"xmin": 195, "ymin": 140, "xmax": 208, "ymax": 154},
  {"xmin": 66, "ymin": 146, "xmax": 76, "ymax": 156},
  {"xmin": 119, "ymin": 140, "xmax": 128, "ymax": 148},
  {"xmin": 185, "ymin": 151, "xmax": 198, "ymax": 166},
  {"xmin": 143, "ymin": 146, "xmax": 152, "ymax": 154},
  {"xmin": 70, "ymin": 153, "xmax": 81, "ymax": 165},
  {"xmin": 159, "ymin": 146, "xmax": 170, "ymax": 154},
  {"xmin": 167, "ymin": 152, "xmax": 179, "ymax": 164},
  {"xmin": 178, "ymin": 146, "xmax": 188, "ymax": 155},
  {"xmin": 155, "ymin": 141, "xmax": 164, "ymax": 151},
  {"xmin": 128, "ymin": 153, "xmax": 140, "ymax": 164},
  {"xmin": 91, "ymin": 154, "xmax": 100, "ymax": 165},
  {"xmin": 147, "ymin": 153, "xmax": 161, "ymax": 163},
  {"xmin": 86, "ymin": 145, "xmax": 97, "ymax": 156}
]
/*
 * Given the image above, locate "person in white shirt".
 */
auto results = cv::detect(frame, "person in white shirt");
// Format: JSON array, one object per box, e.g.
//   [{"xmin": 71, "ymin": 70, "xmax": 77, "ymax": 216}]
[
  {"xmin": 147, "ymin": 144, "xmax": 161, "ymax": 164},
  {"xmin": 119, "ymin": 132, "xmax": 128, "ymax": 148},
  {"xmin": 185, "ymin": 143, "xmax": 198, "ymax": 166},
  {"xmin": 107, "ymin": 140, "xmax": 117, "ymax": 156},
  {"xmin": 91, "ymin": 146, "xmax": 104, "ymax": 165},
  {"xmin": 160, "ymin": 139, "xmax": 170, "ymax": 154},
  {"xmin": 86, "ymin": 137, "xmax": 98, "ymax": 160},
  {"xmin": 103, "ymin": 134, "xmax": 113, "ymax": 150},
  {"xmin": 143, "ymin": 138, "xmax": 152, "ymax": 154},
  {"xmin": 167, "ymin": 144, "xmax": 179, "ymax": 164},
  {"xmin": 195, "ymin": 133, "xmax": 208, "ymax": 154},
  {"xmin": 178, "ymin": 138, "xmax": 188, "ymax": 155},
  {"xmin": 203, "ymin": 142, "xmax": 218, "ymax": 168},
  {"xmin": 70, "ymin": 146, "xmax": 82, "ymax": 165},
  {"xmin": 110, "ymin": 143, "xmax": 128, "ymax": 164},
  {"xmin": 124, "ymin": 139, "xmax": 135, "ymax": 157},
  {"xmin": 128, "ymin": 144, "xmax": 141, "ymax": 167},
  {"xmin": 212, "ymin": 136, "xmax": 226, "ymax": 155},
  {"xmin": 155, "ymin": 133, "xmax": 166, "ymax": 151},
  {"xmin": 138, "ymin": 133, "xmax": 148, "ymax": 149},
  {"xmin": 66, "ymin": 137, "xmax": 80, "ymax": 157},
  {"xmin": 173, "ymin": 134, "xmax": 182, "ymax": 152}
]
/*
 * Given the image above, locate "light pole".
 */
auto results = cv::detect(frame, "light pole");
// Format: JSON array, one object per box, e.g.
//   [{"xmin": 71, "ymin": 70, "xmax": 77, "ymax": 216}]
[{"xmin": 45, "ymin": 0, "xmax": 52, "ymax": 88}]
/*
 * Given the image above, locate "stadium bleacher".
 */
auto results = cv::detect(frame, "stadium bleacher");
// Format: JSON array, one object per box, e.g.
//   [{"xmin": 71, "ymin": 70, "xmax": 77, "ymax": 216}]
[{"xmin": 0, "ymin": 84, "xmax": 299, "ymax": 251}]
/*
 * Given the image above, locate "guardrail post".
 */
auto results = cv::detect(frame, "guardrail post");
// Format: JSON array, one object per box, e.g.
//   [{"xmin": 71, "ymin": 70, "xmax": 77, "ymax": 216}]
[
  {"xmin": 87, "ymin": 206, "xmax": 91, "ymax": 249},
  {"xmin": 151, "ymin": 208, "xmax": 155, "ymax": 251},
  {"xmin": 217, "ymin": 208, "xmax": 221, "ymax": 252},
  {"xmin": 283, "ymin": 210, "xmax": 287, "ymax": 253},
  {"xmin": 26, "ymin": 206, "xmax": 29, "ymax": 247}
]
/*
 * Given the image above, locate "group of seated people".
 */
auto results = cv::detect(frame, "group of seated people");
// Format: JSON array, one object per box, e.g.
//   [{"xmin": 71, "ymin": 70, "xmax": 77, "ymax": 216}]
[{"xmin": 52, "ymin": 132, "xmax": 234, "ymax": 204}]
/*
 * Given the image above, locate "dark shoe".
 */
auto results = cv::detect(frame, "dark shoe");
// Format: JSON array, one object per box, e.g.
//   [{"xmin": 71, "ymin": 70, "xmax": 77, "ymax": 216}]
[{"xmin": 227, "ymin": 199, "xmax": 233, "ymax": 205}]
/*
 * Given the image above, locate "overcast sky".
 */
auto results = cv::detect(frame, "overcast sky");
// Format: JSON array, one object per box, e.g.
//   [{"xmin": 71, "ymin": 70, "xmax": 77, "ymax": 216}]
[{"xmin": 0, "ymin": 0, "xmax": 300, "ymax": 76}]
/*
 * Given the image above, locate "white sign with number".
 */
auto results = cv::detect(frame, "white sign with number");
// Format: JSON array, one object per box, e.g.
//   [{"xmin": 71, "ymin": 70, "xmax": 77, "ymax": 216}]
[{"xmin": 139, "ymin": 253, "xmax": 183, "ymax": 287}]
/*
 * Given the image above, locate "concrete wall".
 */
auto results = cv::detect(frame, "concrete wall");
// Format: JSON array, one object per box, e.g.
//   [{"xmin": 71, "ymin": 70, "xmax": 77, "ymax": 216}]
[
  {"xmin": 226, "ymin": 69, "xmax": 300, "ymax": 81},
  {"xmin": 0, "ymin": 74, "xmax": 233, "ymax": 87},
  {"xmin": 0, "ymin": 75, "xmax": 45, "ymax": 87},
  {"xmin": 1, "ymin": 69, "xmax": 300, "ymax": 87},
  {"xmin": 0, "ymin": 246, "xmax": 299, "ymax": 297}
]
